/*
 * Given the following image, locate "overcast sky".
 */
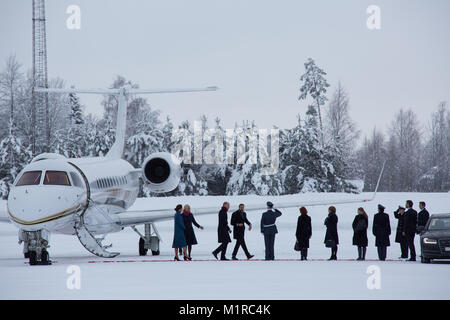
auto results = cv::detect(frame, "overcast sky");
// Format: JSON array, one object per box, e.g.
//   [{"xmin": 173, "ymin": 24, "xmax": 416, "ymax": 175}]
[{"xmin": 1, "ymin": 0, "xmax": 449, "ymax": 141}]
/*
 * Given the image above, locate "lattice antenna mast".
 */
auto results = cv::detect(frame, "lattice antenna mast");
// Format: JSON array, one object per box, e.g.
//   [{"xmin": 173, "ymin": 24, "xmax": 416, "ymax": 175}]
[{"xmin": 31, "ymin": 0, "xmax": 49, "ymax": 155}]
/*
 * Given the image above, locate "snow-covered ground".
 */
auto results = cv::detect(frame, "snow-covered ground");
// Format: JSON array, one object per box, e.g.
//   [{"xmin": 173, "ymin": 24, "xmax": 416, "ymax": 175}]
[{"xmin": 0, "ymin": 192, "xmax": 449, "ymax": 299}]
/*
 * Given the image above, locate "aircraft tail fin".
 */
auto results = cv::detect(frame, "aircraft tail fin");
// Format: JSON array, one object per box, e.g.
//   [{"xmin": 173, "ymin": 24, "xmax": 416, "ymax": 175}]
[{"xmin": 36, "ymin": 86, "xmax": 219, "ymax": 160}]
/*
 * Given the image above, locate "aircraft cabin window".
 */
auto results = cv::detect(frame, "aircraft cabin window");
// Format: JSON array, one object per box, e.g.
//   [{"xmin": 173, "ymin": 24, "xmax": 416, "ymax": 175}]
[
  {"xmin": 16, "ymin": 171, "xmax": 42, "ymax": 186},
  {"xmin": 43, "ymin": 171, "xmax": 71, "ymax": 186},
  {"xmin": 70, "ymin": 172, "xmax": 83, "ymax": 188}
]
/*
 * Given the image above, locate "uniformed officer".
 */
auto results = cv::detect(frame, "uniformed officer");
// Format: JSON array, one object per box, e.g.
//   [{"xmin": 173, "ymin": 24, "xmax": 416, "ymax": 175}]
[{"xmin": 260, "ymin": 201, "xmax": 282, "ymax": 261}]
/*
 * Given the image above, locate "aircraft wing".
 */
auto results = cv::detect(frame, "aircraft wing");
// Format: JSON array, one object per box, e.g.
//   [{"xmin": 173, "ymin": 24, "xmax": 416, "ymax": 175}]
[{"xmin": 116, "ymin": 193, "xmax": 376, "ymax": 228}]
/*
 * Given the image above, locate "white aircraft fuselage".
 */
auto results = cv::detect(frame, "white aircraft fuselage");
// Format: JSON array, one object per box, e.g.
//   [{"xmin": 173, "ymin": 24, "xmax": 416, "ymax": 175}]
[{"xmin": 8, "ymin": 155, "xmax": 140, "ymax": 235}]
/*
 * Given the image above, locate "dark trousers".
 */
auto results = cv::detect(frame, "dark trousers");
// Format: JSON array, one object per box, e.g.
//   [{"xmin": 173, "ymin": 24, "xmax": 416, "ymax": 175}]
[
  {"xmin": 232, "ymin": 237, "xmax": 250, "ymax": 258},
  {"xmin": 377, "ymin": 246, "xmax": 387, "ymax": 260},
  {"xmin": 399, "ymin": 237, "xmax": 408, "ymax": 258},
  {"xmin": 264, "ymin": 233, "xmax": 276, "ymax": 260},
  {"xmin": 406, "ymin": 233, "xmax": 416, "ymax": 259},
  {"xmin": 213, "ymin": 242, "xmax": 229, "ymax": 259}
]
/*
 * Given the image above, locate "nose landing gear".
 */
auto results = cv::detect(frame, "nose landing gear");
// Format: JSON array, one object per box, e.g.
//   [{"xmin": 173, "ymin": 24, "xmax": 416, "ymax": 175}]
[{"xmin": 19, "ymin": 230, "xmax": 52, "ymax": 265}]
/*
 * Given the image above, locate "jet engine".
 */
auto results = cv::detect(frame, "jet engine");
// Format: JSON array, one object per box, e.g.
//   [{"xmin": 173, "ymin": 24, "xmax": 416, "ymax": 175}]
[{"xmin": 141, "ymin": 152, "xmax": 181, "ymax": 193}]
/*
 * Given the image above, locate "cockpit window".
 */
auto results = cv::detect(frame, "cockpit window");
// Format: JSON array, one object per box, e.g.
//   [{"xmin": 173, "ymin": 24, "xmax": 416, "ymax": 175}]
[
  {"xmin": 43, "ymin": 171, "xmax": 71, "ymax": 186},
  {"xmin": 70, "ymin": 172, "xmax": 84, "ymax": 188},
  {"xmin": 16, "ymin": 171, "xmax": 42, "ymax": 186}
]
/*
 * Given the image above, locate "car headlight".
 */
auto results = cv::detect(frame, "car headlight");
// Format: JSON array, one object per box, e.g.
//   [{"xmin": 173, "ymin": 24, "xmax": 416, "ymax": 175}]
[{"xmin": 423, "ymin": 238, "xmax": 437, "ymax": 245}]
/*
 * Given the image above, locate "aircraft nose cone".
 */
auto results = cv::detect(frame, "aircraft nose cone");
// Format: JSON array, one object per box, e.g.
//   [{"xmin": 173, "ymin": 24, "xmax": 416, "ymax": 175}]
[{"xmin": 8, "ymin": 186, "xmax": 83, "ymax": 225}]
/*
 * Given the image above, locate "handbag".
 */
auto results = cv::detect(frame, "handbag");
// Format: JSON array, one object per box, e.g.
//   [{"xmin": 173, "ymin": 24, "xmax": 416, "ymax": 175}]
[
  {"xmin": 325, "ymin": 239, "xmax": 336, "ymax": 248},
  {"xmin": 294, "ymin": 240, "xmax": 301, "ymax": 251}
]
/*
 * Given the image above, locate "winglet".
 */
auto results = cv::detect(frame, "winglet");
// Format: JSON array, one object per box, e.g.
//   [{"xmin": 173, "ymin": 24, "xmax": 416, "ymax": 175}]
[{"xmin": 365, "ymin": 160, "xmax": 386, "ymax": 202}]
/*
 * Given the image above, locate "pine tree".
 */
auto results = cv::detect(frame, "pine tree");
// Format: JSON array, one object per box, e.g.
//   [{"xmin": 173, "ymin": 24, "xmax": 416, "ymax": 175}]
[
  {"xmin": 298, "ymin": 58, "xmax": 330, "ymax": 147},
  {"xmin": 68, "ymin": 92, "xmax": 84, "ymax": 125}
]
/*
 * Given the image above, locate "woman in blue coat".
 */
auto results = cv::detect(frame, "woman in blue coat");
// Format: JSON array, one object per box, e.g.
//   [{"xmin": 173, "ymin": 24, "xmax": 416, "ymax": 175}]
[{"xmin": 172, "ymin": 204, "xmax": 188, "ymax": 261}]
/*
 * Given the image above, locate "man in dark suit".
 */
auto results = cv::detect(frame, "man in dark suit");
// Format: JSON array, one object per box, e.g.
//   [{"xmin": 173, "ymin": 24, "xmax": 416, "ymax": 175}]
[
  {"xmin": 260, "ymin": 201, "xmax": 282, "ymax": 261},
  {"xmin": 231, "ymin": 204, "xmax": 254, "ymax": 260},
  {"xmin": 212, "ymin": 202, "xmax": 232, "ymax": 260},
  {"xmin": 417, "ymin": 201, "xmax": 430, "ymax": 233},
  {"xmin": 402, "ymin": 200, "xmax": 418, "ymax": 261}
]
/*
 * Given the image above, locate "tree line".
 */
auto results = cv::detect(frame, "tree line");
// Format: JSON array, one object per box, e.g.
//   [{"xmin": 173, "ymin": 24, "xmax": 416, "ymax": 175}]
[{"xmin": 0, "ymin": 55, "xmax": 448, "ymax": 198}]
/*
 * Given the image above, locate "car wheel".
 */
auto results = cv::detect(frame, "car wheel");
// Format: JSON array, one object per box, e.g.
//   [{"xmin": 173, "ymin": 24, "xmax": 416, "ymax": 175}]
[{"xmin": 421, "ymin": 256, "xmax": 431, "ymax": 264}]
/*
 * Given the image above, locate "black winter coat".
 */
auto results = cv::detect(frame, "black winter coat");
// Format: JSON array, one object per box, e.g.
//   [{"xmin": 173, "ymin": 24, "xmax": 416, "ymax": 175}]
[
  {"xmin": 417, "ymin": 209, "xmax": 430, "ymax": 228},
  {"xmin": 182, "ymin": 213, "xmax": 201, "ymax": 245},
  {"xmin": 394, "ymin": 209, "xmax": 406, "ymax": 243},
  {"xmin": 217, "ymin": 207, "xmax": 231, "ymax": 244},
  {"xmin": 324, "ymin": 212, "xmax": 339, "ymax": 245},
  {"xmin": 372, "ymin": 212, "xmax": 391, "ymax": 247},
  {"xmin": 352, "ymin": 214, "xmax": 368, "ymax": 247},
  {"xmin": 296, "ymin": 214, "xmax": 312, "ymax": 248},
  {"xmin": 230, "ymin": 210, "xmax": 251, "ymax": 240},
  {"xmin": 403, "ymin": 208, "xmax": 418, "ymax": 235}
]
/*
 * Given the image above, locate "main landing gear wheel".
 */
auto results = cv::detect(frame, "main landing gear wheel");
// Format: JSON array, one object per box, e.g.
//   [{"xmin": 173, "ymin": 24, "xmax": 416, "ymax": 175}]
[
  {"xmin": 139, "ymin": 238, "xmax": 148, "ymax": 256},
  {"xmin": 41, "ymin": 249, "xmax": 50, "ymax": 265},
  {"xmin": 29, "ymin": 251, "xmax": 37, "ymax": 266}
]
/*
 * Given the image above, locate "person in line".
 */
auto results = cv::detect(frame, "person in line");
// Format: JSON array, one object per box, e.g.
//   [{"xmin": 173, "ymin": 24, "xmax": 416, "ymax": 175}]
[
  {"xmin": 261, "ymin": 201, "xmax": 282, "ymax": 261},
  {"xmin": 352, "ymin": 207, "xmax": 368, "ymax": 261},
  {"xmin": 212, "ymin": 202, "xmax": 232, "ymax": 261},
  {"xmin": 372, "ymin": 204, "xmax": 391, "ymax": 261},
  {"xmin": 295, "ymin": 206, "xmax": 312, "ymax": 261},
  {"xmin": 394, "ymin": 206, "xmax": 408, "ymax": 259},
  {"xmin": 324, "ymin": 206, "xmax": 339, "ymax": 260},
  {"xmin": 403, "ymin": 200, "xmax": 418, "ymax": 261},
  {"xmin": 417, "ymin": 201, "xmax": 430, "ymax": 234},
  {"xmin": 230, "ymin": 204, "xmax": 254, "ymax": 260},
  {"xmin": 181, "ymin": 204, "xmax": 204, "ymax": 261},
  {"xmin": 172, "ymin": 204, "xmax": 188, "ymax": 261}
]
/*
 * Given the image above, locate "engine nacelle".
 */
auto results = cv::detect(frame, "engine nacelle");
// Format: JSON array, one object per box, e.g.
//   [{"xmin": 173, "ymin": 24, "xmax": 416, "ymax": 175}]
[{"xmin": 142, "ymin": 152, "xmax": 181, "ymax": 193}]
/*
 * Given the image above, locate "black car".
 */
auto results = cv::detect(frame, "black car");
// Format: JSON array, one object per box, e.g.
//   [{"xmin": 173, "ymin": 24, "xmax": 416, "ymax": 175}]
[{"xmin": 420, "ymin": 213, "xmax": 450, "ymax": 263}]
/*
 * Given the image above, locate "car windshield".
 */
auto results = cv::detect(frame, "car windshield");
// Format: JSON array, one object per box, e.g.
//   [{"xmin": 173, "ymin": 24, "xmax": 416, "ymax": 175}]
[
  {"xmin": 43, "ymin": 171, "xmax": 71, "ymax": 186},
  {"xmin": 15, "ymin": 171, "xmax": 42, "ymax": 186},
  {"xmin": 428, "ymin": 218, "xmax": 450, "ymax": 230}
]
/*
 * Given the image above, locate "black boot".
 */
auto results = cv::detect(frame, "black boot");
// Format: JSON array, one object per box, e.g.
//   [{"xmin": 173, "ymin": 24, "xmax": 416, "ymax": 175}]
[
  {"xmin": 356, "ymin": 247, "xmax": 361, "ymax": 260},
  {"xmin": 301, "ymin": 248, "xmax": 308, "ymax": 261},
  {"xmin": 362, "ymin": 247, "xmax": 366, "ymax": 260}
]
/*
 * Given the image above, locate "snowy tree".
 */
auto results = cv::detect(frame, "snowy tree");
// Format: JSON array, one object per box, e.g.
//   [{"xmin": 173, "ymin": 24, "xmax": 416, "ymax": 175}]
[
  {"xmin": 0, "ymin": 134, "xmax": 32, "ymax": 199},
  {"xmin": 0, "ymin": 55, "xmax": 24, "ymax": 176},
  {"xmin": 0, "ymin": 55, "xmax": 23, "ymax": 136},
  {"xmin": 389, "ymin": 109, "xmax": 422, "ymax": 191},
  {"xmin": 325, "ymin": 83, "xmax": 360, "ymax": 179},
  {"xmin": 298, "ymin": 58, "xmax": 330, "ymax": 146},
  {"xmin": 357, "ymin": 128, "xmax": 387, "ymax": 191},
  {"xmin": 68, "ymin": 91, "xmax": 84, "ymax": 125},
  {"xmin": 419, "ymin": 102, "xmax": 450, "ymax": 191}
]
